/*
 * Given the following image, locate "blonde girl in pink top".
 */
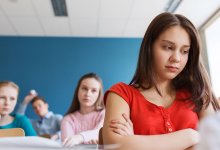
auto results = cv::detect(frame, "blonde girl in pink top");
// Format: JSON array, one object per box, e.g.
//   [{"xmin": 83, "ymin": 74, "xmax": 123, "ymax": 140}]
[{"xmin": 61, "ymin": 73, "xmax": 105, "ymax": 147}]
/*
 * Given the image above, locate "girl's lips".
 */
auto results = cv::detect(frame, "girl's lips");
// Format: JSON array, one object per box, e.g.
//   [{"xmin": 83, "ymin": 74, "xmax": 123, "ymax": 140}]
[
  {"xmin": 166, "ymin": 66, "xmax": 179, "ymax": 72},
  {"xmin": 83, "ymin": 99, "xmax": 90, "ymax": 101}
]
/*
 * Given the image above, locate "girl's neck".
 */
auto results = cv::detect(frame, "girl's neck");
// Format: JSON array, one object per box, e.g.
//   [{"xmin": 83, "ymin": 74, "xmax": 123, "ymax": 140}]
[
  {"xmin": 79, "ymin": 106, "xmax": 95, "ymax": 114},
  {"xmin": 0, "ymin": 114, "xmax": 14, "ymax": 126},
  {"xmin": 140, "ymin": 81, "xmax": 176, "ymax": 108},
  {"xmin": 154, "ymin": 79, "xmax": 173, "ymax": 96}
]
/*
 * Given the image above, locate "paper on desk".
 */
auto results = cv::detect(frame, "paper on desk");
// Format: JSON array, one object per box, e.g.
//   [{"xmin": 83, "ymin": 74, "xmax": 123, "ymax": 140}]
[
  {"xmin": 0, "ymin": 136, "xmax": 119, "ymax": 150},
  {"xmin": 0, "ymin": 136, "xmax": 62, "ymax": 148}
]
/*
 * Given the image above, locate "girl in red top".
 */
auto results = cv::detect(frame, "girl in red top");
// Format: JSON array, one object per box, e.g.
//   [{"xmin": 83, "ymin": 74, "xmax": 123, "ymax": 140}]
[{"xmin": 102, "ymin": 12, "xmax": 220, "ymax": 150}]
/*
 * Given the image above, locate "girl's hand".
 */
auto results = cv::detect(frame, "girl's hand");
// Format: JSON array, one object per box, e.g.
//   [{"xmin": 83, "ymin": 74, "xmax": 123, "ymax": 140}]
[
  {"xmin": 185, "ymin": 146, "xmax": 194, "ymax": 150},
  {"xmin": 62, "ymin": 134, "xmax": 84, "ymax": 147},
  {"xmin": 109, "ymin": 113, "xmax": 134, "ymax": 136},
  {"xmin": 50, "ymin": 133, "xmax": 59, "ymax": 140},
  {"xmin": 85, "ymin": 139, "xmax": 98, "ymax": 144}
]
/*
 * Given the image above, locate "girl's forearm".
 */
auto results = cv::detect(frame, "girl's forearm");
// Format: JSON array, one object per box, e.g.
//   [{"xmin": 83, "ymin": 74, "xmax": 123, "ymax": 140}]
[{"xmin": 103, "ymin": 128, "xmax": 199, "ymax": 150}]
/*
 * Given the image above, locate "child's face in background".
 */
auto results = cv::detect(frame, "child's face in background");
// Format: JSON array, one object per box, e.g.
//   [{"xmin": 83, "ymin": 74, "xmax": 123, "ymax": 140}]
[
  {"xmin": 32, "ymin": 99, "xmax": 49, "ymax": 118},
  {"xmin": 0, "ymin": 86, "xmax": 18, "ymax": 116},
  {"xmin": 78, "ymin": 78, "xmax": 100, "ymax": 109}
]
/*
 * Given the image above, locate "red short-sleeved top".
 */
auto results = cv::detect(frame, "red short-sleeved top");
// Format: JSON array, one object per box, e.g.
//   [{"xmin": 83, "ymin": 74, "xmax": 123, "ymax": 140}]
[{"xmin": 104, "ymin": 82, "xmax": 199, "ymax": 135}]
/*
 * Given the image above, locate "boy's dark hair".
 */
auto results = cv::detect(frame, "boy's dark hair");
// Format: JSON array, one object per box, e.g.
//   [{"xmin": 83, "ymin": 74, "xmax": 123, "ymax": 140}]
[{"xmin": 31, "ymin": 96, "xmax": 47, "ymax": 104}]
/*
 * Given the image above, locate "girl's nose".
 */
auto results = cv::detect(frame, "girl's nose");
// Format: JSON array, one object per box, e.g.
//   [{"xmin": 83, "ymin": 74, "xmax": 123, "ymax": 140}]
[
  {"xmin": 4, "ymin": 99, "xmax": 10, "ymax": 105},
  {"xmin": 170, "ymin": 51, "xmax": 181, "ymax": 63},
  {"xmin": 85, "ymin": 90, "xmax": 92, "ymax": 96}
]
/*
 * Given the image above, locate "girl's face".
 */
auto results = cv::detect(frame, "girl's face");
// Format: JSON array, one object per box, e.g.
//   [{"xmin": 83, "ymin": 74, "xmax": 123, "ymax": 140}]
[
  {"xmin": 0, "ymin": 86, "xmax": 18, "ymax": 116},
  {"xmin": 78, "ymin": 78, "xmax": 100, "ymax": 108},
  {"xmin": 152, "ymin": 25, "xmax": 190, "ymax": 81}
]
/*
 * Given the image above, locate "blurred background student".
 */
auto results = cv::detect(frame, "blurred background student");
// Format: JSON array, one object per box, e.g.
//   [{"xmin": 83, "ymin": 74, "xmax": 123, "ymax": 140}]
[
  {"xmin": 196, "ymin": 111, "xmax": 220, "ymax": 150},
  {"xmin": 17, "ymin": 91, "xmax": 62, "ymax": 140},
  {"xmin": 0, "ymin": 81, "xmax": 36, "ymax": 136},
  {"xmin": 61, "ymin": 73, "xmax": 105, "ymax": 147}
]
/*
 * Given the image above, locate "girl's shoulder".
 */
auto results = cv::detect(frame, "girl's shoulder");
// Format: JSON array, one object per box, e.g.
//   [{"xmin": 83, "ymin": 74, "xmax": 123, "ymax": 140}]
[
  {"xmin": 110, "ymin": 82, "xmax": 133, "ymax": 90},
  {"xmin": 107, "ymin": 82, "xmax": 137, "ymax": 96},
  {"xmin": 11, "ymin": 114, "xmax": 31, "ymax": 128},
  {"xmin": 95, "ymin": 109, "xmax": 105, "ymax": 117},
  {"xmin": 13, "ymin": 114, "xmax": 28, "ymax": 121},
  {"xmin": 104, "ymin": 82, "xmax": 139, "ymax": 105},
  {"xmin": 63, "ymin": 111, "xmax": 77, "ymax": 119}
]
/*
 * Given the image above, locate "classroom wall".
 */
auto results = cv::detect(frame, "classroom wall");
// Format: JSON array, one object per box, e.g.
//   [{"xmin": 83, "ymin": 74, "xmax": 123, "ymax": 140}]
[{"xmin": 0, "ymin": 36, "xmax": 141, "ymax": 118}]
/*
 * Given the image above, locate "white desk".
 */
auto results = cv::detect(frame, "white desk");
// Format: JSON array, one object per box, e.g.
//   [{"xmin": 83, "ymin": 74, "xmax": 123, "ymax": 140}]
[
  {"xmin": 0, "ymin": 136, "xmax": 99, "ymax": 150},
  {"xmin": 0, "ymin": 136, "xmax": 119, "ymax": 150}
]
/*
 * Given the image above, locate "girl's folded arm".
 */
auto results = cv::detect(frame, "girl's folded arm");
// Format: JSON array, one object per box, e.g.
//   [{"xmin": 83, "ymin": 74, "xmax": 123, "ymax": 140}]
[{"xmin": 102, "ymin": 92, "xmax": 199, "ymax": 150}]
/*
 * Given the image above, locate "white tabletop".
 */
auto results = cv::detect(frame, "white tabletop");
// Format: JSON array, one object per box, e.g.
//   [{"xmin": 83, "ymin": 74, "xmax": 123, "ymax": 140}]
[
  {"xmin": 0, "ymin": 136, "xmax": 119, "ymax": 150},
  {"xmin": 0, "ymin": 136, "xmax": 99, "ymax": 150}
]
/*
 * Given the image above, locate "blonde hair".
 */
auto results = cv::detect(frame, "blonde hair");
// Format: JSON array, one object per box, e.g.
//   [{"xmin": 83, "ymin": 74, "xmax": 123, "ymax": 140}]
[{"xmin": 0, "ymin": 81, "xmax": 19, "ymax": 92}]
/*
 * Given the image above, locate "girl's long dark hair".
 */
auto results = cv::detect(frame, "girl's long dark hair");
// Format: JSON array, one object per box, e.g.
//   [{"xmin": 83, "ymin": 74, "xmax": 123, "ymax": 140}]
[{"xmin": 130, "ymin": 12, "xmax": 220, "ymax": 112}]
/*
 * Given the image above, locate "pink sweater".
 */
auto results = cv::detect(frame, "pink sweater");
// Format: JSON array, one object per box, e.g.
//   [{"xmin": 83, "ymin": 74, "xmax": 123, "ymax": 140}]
[{"xmin": 61, "ymin": 109, "xmax": 105, "ymax": 143}]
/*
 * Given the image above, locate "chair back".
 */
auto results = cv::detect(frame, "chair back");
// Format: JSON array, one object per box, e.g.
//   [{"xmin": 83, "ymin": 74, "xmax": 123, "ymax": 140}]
[
  {"xmin": 0, "ymin": 128, "xmax": 25, "ymax": 137},
  {"xmin": 98, "ymin": 127, "xmax": 103, "ymax": 145}
]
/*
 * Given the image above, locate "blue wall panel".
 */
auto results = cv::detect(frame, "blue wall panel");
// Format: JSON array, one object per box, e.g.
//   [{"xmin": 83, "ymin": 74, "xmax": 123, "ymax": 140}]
[{"xmin": 0, "ymin": 36, "xmax": 141, "ymax": 118}]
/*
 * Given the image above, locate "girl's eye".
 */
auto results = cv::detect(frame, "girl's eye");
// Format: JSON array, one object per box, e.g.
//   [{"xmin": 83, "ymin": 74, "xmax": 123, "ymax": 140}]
[
  {"xmin": 184, "ymin": 51, "xmax": 189, "ymax": 54},
  {"xmin": 182, "ymin": 49, "xmax": 189, "ymax": 54},
  {"xmin": 163, "ymin": 45, "xmax": 173, "ymax": 50},
  {"xmin": 0, "ymin": 96, "xmax": 5, "ymax": 101},
  {"xmin": 167, "ymin": 46, "xmax": 172, "ymax": 50},
  {"xmin": 82, "ymin": 87, "xmax": 87, "ymax": 90},
  {"xmin": 185, "ymin": 50, "xmax": 189, "ymax": 53},
  {"xmin": 92, "ymin": 89, "xmax": 97, "ymax": 93},
  {"xmin": 10, "ymin": 97, "xmax": 16, "ymax": 101}
]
